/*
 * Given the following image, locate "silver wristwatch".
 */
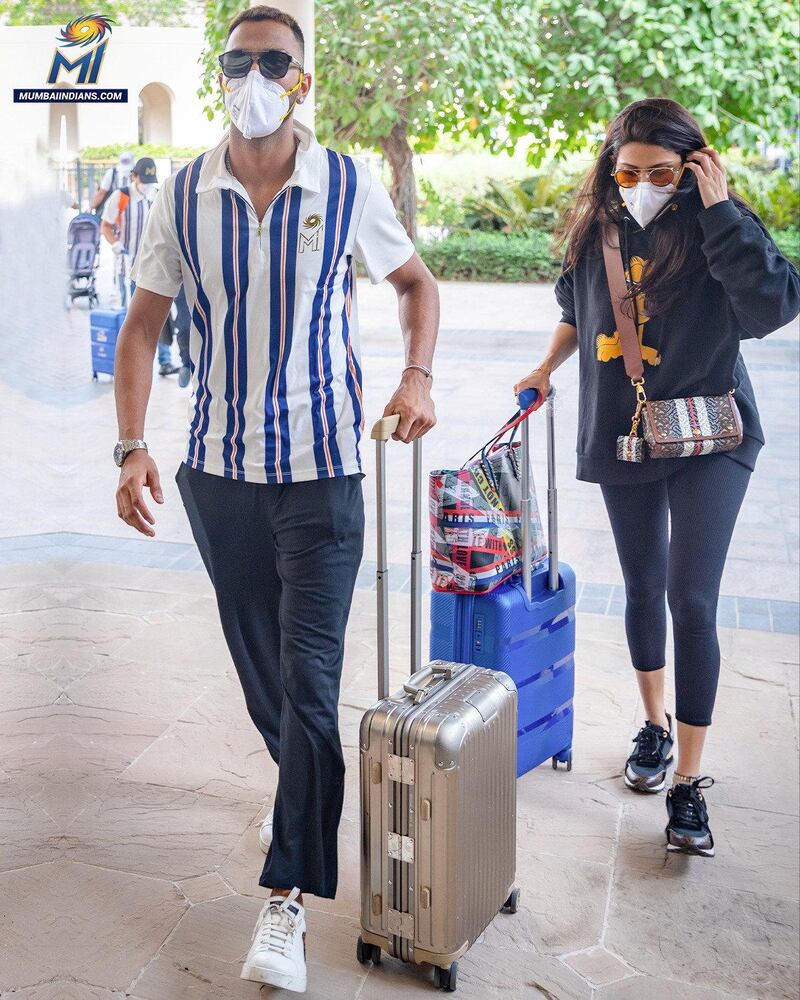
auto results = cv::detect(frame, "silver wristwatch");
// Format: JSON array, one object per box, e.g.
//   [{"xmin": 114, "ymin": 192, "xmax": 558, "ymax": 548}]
[{"xmin": 113, "ymin": 438, "xmax": 148, "ymax": 467}]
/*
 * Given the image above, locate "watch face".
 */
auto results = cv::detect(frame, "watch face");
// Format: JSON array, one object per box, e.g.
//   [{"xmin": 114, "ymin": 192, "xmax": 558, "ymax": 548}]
[{"xmin": 113, "ymin": 442, "xmax": 124, "ymax": 466}]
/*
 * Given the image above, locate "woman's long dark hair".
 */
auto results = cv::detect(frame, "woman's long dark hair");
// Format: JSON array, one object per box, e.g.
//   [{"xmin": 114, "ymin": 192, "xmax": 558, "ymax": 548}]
[{"xmin": 556, "ymin": 98, "xmax": 748, "ymax": 315}]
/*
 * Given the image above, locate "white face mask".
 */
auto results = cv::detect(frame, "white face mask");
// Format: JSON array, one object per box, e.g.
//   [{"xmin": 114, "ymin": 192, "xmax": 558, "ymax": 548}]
[
  {"xmin": 136, "ymin": 182, "xmax": 157, "ymax": 202},
  {"xmin": 222, "ymin": 69, "xmax": 301, "ymax": 139},
  {"xmin": 619, "ymin": 181, "xmax": 677, "ymax": 229}
]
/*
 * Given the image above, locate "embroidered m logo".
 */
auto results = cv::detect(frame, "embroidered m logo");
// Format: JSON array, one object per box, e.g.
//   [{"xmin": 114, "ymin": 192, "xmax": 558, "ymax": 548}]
[{"xmin": 298, "ymin": 214, "xmax": 323, "ymax": 253}]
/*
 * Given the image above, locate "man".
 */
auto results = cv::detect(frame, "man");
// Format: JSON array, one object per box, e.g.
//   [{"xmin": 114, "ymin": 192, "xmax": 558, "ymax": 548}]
[
  {"xmin": 101, "ymin": 157, "xmax": 181, "ymax": 376},
  {"xmin": 91, "ymin": 148, "xmax": 133, "ymax": 216},
  {"xmin": 113, "ymin": 5, "xmax": 438, "ymax": 993}
]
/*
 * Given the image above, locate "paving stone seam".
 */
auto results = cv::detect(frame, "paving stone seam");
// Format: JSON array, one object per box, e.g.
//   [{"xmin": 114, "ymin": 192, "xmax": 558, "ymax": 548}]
[
  {"xmin": 596, "ymin": 799, "xmax": 625, "ymax": 959},
  {"xmin": 57, "ymin": 857, "xmax": 199, "ymax": 888},
  {"xmin": 110, "ymin": 773, "xmax": 270, "ymax": 809},
  {"xmin": 210, "ymin": 807, "xmax": 269, "ymax": 875},
  {"xmin": 125, "ymin": 891, "xmax": 195, "ymax": 997}
]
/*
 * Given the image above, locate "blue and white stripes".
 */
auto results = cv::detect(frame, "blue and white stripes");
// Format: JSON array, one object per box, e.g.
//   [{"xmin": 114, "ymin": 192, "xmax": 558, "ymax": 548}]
[
  {"xmin": 221, "ymin": 188, "xmax": 250, "ymax": 479},
  {"xmin": 264, "ymin": 186, "xmax": 302, "ymax": 483},
  {"xmin": 139, "ymin": 124, "xmax": 414, "ymax": 484},
  {"xmin": 175, "ymin": 155, "xmax": 214, "ymax": 471}
]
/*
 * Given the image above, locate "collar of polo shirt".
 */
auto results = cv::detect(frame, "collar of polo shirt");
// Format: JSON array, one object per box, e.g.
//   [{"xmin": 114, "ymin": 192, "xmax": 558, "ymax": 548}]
[{"xmin": 194, "ymin": 119, "xmax": 323, "ymax": 197}]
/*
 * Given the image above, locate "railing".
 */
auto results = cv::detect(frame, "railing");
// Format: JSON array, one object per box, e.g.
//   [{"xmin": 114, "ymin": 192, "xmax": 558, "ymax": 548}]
[{"xmin": 54, "ymin": 157, "xmax": 195, "ymax": 212}]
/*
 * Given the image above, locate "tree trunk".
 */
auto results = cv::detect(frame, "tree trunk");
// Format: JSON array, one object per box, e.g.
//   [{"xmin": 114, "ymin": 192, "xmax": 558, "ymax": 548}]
[{"xmin": 379, "ymin": 122, "xmax": 417, "ymax": 243}]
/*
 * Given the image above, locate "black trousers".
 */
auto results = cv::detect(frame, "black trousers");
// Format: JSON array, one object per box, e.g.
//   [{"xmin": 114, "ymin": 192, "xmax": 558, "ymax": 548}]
[
  {"xmin": 600, "ymin": 453, "xmax": 751, "ymax": 727},
  {"xmin": 175, "ymin": 462, "xmax": 365, "ymax": 898}
]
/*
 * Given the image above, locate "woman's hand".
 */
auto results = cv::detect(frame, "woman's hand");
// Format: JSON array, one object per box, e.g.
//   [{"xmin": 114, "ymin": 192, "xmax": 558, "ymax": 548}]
[
  {"xmin": 685, "ymin": 147, "xmax": 729, "ymax": 210},
  {"xmin": 514, "ymin": 365, "xmax": 551, "ymax": 411}
]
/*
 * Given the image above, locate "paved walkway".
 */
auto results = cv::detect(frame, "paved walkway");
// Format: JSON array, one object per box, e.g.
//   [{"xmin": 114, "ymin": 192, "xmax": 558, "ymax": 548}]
[{"xmin": 0, "ymin": 203, "xmax": 797, "ymax": 998}]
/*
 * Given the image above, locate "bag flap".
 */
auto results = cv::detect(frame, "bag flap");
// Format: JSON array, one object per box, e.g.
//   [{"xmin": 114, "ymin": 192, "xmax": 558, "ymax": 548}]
[{"xmin": 643, "ymin": 395, "xmax": 742, "ymax": 444}]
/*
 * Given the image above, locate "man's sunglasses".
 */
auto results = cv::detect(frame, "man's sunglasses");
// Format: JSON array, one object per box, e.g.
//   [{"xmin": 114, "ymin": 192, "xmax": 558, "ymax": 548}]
[
  {"xmin": 612, "ymin": 164, "xmax": 686, "ymax": 189},
  {"xmin": 218, "ymin": 49, "xmax": 302, "ymax": 80}
]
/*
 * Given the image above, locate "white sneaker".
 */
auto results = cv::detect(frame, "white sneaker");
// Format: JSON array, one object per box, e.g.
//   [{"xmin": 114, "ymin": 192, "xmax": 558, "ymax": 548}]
[
  {"xmin": 240, "ymin": 887, "xmax": 307, "ymax": 992},
  {"xmin": 258, "ymin": 809, "xmax": 274, "ymax": 854}
]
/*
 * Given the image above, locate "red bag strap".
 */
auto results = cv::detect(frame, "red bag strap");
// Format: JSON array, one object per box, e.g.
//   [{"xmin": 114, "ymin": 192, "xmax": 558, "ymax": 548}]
[
  {"xmin": 602, "ymin": 225, "xmax": 644, "ymax": 382},
  {"xmin": 491, "ymin": 399, "xmax": 540, "ymax": 442}
]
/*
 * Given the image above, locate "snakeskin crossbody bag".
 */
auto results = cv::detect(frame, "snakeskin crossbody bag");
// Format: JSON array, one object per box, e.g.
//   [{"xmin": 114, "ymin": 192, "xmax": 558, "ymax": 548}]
[{"xmin": 602, "ymin": 227, "xmax": 743, "ymax": 463}]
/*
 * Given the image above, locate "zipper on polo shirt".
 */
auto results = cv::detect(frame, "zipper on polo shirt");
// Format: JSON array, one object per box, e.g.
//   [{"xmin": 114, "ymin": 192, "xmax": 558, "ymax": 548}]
[{"xmin": 252, "ymin": 185, "xmax": 292, "ymax": 252}]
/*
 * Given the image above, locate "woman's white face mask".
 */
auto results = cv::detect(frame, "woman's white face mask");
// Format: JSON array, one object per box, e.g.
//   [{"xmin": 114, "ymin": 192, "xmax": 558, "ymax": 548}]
[
  {"xmin": 222, "ymin": 69, "xmax": 302, "ymax": 140},
  {"xmin": 619, "ymin": 181, "xmax": 677, "ymax": 229}
]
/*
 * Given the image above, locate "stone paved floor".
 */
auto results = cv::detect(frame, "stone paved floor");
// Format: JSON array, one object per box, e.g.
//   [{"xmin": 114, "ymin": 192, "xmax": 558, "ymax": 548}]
[{"xmin": 0, "ymin": 207, "xmax": 798, "ymax": 998}]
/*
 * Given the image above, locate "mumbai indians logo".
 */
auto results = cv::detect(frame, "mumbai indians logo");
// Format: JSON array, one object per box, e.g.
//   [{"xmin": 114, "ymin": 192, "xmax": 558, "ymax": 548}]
[
  {"xmin": 298, "ymin": 213, "xmax": 323, "ymax": 253},
  {"xmin": 48, "ymin": 15, "xmax": 114, "ymax": 85}
]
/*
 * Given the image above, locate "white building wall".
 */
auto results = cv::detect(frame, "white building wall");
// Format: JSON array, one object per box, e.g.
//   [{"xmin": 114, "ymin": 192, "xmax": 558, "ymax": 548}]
[{"xmin": 0, "ymin": 25, "xmax": 226, "ymax": 195}]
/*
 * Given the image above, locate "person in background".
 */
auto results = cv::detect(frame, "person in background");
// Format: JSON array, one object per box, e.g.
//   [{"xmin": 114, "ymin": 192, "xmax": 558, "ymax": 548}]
[
  {"xmin": 173, "ymin": 285, "xmax": 192, "ymax": 388},
  {"xmin": 514, "ymin": 98, "xmax": 799, "ymax": 859},
  {"xmin": 92, "ymin": 149, "xmax": 133, "ymax": 219},
  {"xmin": 112, "ymin": 6, "xmax": 438, "ymax": 991},
  {"xmin": 101, "ymin": 157, "xmax": 180, "ymax": 376}
]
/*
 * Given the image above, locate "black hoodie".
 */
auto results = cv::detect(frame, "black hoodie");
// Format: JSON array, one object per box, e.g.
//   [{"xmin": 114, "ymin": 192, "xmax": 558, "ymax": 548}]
[{"xmin": 555, "ymin": 194, "xmax": 800, "ymax": 484}]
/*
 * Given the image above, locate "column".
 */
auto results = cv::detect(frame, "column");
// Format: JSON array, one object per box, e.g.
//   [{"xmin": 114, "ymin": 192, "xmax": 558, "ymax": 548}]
[{"xmin": 252, "ymin": 0, "xmax": 315, "ymax": 129}]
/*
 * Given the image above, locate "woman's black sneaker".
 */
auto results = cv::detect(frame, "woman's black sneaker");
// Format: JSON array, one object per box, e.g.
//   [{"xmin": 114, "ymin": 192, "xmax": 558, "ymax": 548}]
[
  {"xmin": 624, "ymin": 714, "xmax": 674, "ymax": 792},
  {"xmin": 666, "ymin": 777, "xmax": 715, "ymax": 857}
]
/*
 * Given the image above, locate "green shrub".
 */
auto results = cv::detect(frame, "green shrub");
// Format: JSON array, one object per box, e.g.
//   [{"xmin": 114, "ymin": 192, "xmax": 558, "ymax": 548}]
[
  {"xmin": 462, "ymin": 172, "xmax": 581, "ymax": 233},
  {"xmin": 417, "ymin": 177, "xmax": 464, "ymax": 230},
  {"xmin": 417, "ymin": 225, "xmax": 799, "ymax": 285},
  {"xmin": 79, "ymin": 143, "xmax": 207, "ymax": 161},
  {"xmin": 774, "ymin": 227, "xmax": 800, "ymax": 267},
  {"xmin": 727, "ymin": 162, "xmax": 800, "ymax": 231},
  {"xmin": 418, "ymin": 230, "xmax": 561, "ymax": 283}
]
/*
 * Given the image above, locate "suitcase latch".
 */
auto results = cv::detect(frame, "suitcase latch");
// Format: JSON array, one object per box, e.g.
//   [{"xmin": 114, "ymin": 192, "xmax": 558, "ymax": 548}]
[
  {"xmin": 388, "ymin": 832, "xmax": 415, "ymax": 863},
  {"xmin": 387, "ymin": 909, "xmax": 415, "ymax": 939},
  {"xmin": 387, "ymin": 754, "xmax": 414, "ymax": 785}
]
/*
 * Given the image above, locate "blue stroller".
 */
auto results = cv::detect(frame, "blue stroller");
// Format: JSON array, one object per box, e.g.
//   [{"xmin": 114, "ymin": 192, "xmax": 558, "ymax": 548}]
[{"xmin": 66, "ymin": 212, "xmax": 100, "ymax": 308}]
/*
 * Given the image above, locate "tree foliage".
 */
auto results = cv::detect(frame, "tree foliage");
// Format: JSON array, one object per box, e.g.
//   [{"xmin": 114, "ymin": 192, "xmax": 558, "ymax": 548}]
[
  {"xmin": 529, "ymin": 0, "xmax": 799, "ymax": 163},
  {"xmin": 314, "ymin": 1, "xmax": 540, "ymax": 236},
  {"xmin": 199, "ymin": 0, "xmax": 240, "ymax": 121},
  {"xmin": 313, "ymin": 1, "xmax": 538, "ymax": 155},
  {"xmin": 196, "ymin": 0, "xmax": 799, "ymax": 232}
]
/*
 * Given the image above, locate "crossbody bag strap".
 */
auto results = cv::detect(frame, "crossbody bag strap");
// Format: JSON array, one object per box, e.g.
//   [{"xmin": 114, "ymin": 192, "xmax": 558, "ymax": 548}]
[{"xmin": 602, "ymin": 225, "xmax": 644, "ymax": 383}]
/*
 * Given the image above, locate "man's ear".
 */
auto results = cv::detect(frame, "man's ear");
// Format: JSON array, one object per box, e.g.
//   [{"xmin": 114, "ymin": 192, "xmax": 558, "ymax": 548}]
[{"xmin": 296, "ymin": 72, "xmax": 312, "ymax": 104}]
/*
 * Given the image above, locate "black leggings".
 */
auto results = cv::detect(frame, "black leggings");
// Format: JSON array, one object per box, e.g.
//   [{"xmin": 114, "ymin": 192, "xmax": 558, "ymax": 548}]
[{"xmin": 600, "ymin": 453, "xmax": 751, "ymax": 727}]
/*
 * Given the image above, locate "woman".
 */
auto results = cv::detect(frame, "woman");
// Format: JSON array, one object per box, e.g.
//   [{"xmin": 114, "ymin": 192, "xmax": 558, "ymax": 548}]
[{"xmin": 515, "ymin": 98, "xmax": 799, "ymax": 856}]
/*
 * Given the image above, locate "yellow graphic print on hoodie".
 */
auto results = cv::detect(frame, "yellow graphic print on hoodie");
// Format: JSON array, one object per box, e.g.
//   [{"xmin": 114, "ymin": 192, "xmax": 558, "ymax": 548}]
[{"xmin": 596, "ymin": 255, "xmax": 662, "ymax": 367}]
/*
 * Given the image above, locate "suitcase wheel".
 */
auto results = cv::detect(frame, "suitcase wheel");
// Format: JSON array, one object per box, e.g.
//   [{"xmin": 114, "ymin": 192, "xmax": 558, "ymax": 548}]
[
  {"xmin": 501, "ymin": 887, "xmax": 521, "ymax": 914},
  {"xmin": 552, "ymin": 750, "xmax": 573, "ymax": 772},
  {"xmin": 434, "ymin": 961, "xmax": 458, "ymax": 992},
  {"xmin": 356, "ymin": 936, "xmax": 381, "ymax": 966}
]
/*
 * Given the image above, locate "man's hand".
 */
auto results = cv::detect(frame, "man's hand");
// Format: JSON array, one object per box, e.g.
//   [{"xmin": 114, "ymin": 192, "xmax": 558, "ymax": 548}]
[
  {"xmin": 116, "ymin": 450, "xmax": 164, "ymax": 537},
  {"xmin": 382, "ymin": 369, "xmax": 436, "ymax": 443}
]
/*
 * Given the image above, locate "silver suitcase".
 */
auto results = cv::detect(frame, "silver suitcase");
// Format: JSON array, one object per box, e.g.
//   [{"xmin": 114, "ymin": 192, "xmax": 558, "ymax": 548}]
[{"xmin": 357, "ymin": 414, "xmax": 519, "ymax": 993}]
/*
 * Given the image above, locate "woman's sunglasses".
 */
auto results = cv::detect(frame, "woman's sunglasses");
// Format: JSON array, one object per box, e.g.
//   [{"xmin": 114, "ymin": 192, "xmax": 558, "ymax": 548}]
[
  {"xmin": 218, "ymin": 48, "xmax": 303, "ymax": 80},
  {"xmin": 612, "ymin": 164, "xmax": 686, "ymax": 189}
]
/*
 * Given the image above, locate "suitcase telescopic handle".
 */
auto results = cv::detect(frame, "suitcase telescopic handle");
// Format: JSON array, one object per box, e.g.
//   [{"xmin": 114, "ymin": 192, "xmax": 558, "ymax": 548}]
[
  {"xmin": 371, "ymin": 414, "xmax": 424, "ymax": 700},
  {"xmin": 517, "ymin": 387, "xmax": 559, "ymax": 597}
]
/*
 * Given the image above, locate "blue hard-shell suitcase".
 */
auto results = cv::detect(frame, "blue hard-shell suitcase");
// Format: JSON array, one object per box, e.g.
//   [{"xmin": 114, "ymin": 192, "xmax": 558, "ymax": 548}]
[
  {"xmin": 90, "ymin": 307, "xmax": 126, "ymax": 379},
  {"xmin": 430, "ymin": 389, "xmax": 576, "ymax": 777}
]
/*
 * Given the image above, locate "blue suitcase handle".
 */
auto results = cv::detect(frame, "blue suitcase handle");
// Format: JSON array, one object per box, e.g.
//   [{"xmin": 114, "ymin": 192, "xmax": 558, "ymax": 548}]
[{"xmin": 517, "ymin": 386, "xmax": 556, "ymax": 414}]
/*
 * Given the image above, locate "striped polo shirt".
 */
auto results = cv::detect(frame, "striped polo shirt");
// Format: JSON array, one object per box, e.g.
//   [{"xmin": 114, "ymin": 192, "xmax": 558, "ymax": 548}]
[
  {"xmin": 102, "ymin": 184, "xmax": 154, "ymax": 264},
  {"xmin": 130, "ymin": 122, "xmax": 415, "ymax": 483}
]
